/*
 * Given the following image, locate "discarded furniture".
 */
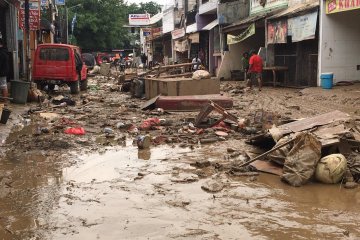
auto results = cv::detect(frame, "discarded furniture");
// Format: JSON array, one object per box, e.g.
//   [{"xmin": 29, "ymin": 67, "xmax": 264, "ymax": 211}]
[
  {"xmin": 195, "ymin": 101, "xmax": 238, "ymax": 128},
  {"xmin": 155, "ymin": 95, "xmax": 233, "ymax": 111},
  {"xmin": 263, "ymin": 66, "xmax": 288, "ymax": 87}
]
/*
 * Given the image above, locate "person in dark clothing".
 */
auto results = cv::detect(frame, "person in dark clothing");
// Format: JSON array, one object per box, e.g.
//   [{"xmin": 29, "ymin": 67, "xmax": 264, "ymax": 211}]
[
  {"xmin": 74, "ymin": 49, "xmax": 83, "ymax": 75},
  {"xmin": 0, "ymin": 39, "xmax": 9, "ymax": 101},
  {"xmin": 140, "ymin": 53, "xmax": 148, "ymax": 70}
]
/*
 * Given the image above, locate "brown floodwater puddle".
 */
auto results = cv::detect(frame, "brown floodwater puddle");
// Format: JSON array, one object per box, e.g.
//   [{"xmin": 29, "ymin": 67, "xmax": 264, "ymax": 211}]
[{"xmin": 1, "ymin": 141, "xmax": 360, "ymax": 240}]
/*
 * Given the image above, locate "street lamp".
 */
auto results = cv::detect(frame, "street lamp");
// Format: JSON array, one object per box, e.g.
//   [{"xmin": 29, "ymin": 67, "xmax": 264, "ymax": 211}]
[{"xmin": 65, "ymin": 3, "xmax": 81, "ymax": 44}]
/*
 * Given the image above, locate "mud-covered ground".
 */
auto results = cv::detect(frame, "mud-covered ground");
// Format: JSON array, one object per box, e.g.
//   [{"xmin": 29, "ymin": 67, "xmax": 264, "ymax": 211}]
[{"xmin": 0, "ymin": 76, "xmax": 360, "ymax": 240}]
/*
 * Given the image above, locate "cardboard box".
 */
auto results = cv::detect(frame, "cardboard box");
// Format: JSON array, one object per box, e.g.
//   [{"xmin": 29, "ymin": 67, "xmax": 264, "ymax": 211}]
[{"xmin": 144, "ymin": 77, "xmax": 220, "ymax": 99}]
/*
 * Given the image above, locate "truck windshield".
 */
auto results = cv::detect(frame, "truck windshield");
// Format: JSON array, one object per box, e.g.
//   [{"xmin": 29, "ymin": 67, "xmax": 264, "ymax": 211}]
[{"xmin": 40, "ymin": 48, "xmax": 70, "ymax": 61}]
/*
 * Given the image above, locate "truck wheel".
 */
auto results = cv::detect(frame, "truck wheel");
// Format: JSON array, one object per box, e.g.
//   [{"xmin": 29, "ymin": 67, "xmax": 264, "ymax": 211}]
[
  {"xmin": 80, "ymin": 78, "xmax": 88, "ymax": 91},
  {"xmin": 70, "ymin": 81, "xmax": 80, "ymax": 94}
]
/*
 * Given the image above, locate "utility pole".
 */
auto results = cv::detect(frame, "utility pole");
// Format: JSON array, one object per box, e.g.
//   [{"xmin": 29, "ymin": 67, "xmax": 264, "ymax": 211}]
[{"xmin": 24, "ymin": 0, "xmax": 30, "ymax": 82}]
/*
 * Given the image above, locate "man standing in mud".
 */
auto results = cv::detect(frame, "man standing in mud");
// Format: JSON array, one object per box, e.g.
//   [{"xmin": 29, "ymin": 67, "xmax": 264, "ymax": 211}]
[
  {"xmin": 248, "ymin": 49, "xmax": 263, "ymax": 91},
  {"xmin": 0, "ymin": 39, "xmax": 9, "ymax": 101}
]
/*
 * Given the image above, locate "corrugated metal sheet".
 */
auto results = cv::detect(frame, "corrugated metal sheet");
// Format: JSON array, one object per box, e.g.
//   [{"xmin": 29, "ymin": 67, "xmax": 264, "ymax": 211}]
[{"xmin": 267, "ymin": 1, "xmax": 319, "ymax": 20}]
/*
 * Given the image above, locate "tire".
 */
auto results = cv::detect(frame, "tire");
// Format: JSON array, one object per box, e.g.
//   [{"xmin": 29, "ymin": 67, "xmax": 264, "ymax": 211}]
[
  {"xmin": 80, "ymin": 78, "xmax": 88, "ymax": 91},
  {"xmin": 70, "ymin": 80, "xmax": 80, "ymax": 94}
]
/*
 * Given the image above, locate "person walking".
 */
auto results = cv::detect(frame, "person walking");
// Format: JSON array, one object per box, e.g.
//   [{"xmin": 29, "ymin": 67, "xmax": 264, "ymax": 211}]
[
  {"xmin": 0, "ymin": 39, "xmax": 9, "ymax": 102},
  {"xmin": 248, "ymin": 49, "xmax": 263, "ymax": 91},
  {"xmin": 241, "ymin": 52, "xmax": 250, "ymax": 83}
]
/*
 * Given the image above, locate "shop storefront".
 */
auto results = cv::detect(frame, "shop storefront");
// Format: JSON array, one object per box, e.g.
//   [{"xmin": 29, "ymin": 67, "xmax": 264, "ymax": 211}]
[
  {"xmin": 318, "ymin": 0, "xmax": 360, "ymax": 84},
  {"xmin": 266, "ymin": 1, "xmax": 319, "ymax": 86}
]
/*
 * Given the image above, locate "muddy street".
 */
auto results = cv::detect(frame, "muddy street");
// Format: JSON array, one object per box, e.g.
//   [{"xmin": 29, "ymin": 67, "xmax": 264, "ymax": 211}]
[{"xmin": 0, "ymin": 78, "xmax": 360, "ymax": 240}]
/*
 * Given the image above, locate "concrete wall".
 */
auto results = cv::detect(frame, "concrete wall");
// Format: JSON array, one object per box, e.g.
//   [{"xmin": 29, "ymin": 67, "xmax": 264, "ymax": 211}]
[
  {"xmin": 319, "ymin": 6, "xmax": 360, "ymax": 84},
  {"xmin": 218, "ymin": 0, "xmax": 249, "ymax": 25},
  {"xmin": 218, "ymin": 27, "xmax": 265, "ymax": 79}
]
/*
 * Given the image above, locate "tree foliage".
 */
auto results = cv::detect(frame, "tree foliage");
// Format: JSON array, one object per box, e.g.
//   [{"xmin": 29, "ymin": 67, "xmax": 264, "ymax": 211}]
[{"xmin": 66, "ymin": 0, "xmax": 161, "ymax": 51}]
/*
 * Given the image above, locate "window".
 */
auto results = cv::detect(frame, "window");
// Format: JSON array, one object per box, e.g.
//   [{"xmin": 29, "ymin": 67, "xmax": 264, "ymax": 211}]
[{"xmin": 40, "ymin": 48, "xmax": 70, "ymax": 61}]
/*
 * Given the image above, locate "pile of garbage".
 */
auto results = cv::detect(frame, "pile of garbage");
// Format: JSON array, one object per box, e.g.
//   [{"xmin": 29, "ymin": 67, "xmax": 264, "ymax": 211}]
[{"xmin": 243, "ymin": 110, "xmax": 360, "ymax": 188}]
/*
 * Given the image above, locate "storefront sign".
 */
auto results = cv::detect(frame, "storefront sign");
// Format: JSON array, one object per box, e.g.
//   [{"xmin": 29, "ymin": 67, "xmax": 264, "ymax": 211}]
[
  {"xmin": 250, "ymin": 0, "xmax": 288, "ymax": 15},
  {"xmin": 326, "ymin": 0, "xmax": 360, "ymax": 13},
  {"xmin": 142, "ymin": 28, "xmax": 152, "ymax": 36},
  {"xmin": 129, "ymin": 14, "xmax": 150, "ymax": 26},
  {"xmin": 267, "ymin": 19, "xmax": 287, "ymax": 44},
  {"xmin": 289, "ymin": 11, "xmax": 317, "ymax": 42},
  {"xmin": 227, "ymin": 23, "xmax": 255, "ymax": 45},
  {"xmin": 41, "ymin": 0, "xmax": 47, "ymax": 6},
  {"xmin": 171, "ymin": 28, "xmax": 185, "ymax": 40},
  {"xmin": 55, "ymin": 0, "xmax": 65, "ymax": 5},
  {"xmin": 19, "ymin": 1, "xmax": 40, "ymax": 31}
]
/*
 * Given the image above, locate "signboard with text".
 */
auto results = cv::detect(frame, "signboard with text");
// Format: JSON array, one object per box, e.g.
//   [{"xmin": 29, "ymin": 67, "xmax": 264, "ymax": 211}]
[
  {"xmin": 171, "ymin": 28, "xmax": 185, "ymax": 40},
  {"xmin": 227, "ymin": 23, "xmax": 255, "ymax": 45},
  {"xmin": 326, "ymin": 0, "xmax": 360, "ymax": 13},
  {"xmin": 55, "ymin": 0, "xmax": 65, "ymax": 5},
  {"xmin": 129, "ymin": 14, "xmax": 150, "ymax": 26},
  {"xmin": 19, "ymin": 1, "xmax": 40, "ymax": 31},
  {"xmin": 289, "ymin": 11, "xmax": 317, "ymax": 42}
]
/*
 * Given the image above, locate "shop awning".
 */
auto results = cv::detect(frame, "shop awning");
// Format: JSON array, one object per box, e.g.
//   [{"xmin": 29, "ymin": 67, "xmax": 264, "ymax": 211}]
[
  {"xmin": 222, "ymin": 14, "xmax": 266, "ymax": 33},
  {"xmin": 201, "ymin": 19, "xmax": 218, "ymax": 31},
  {"xmin": 186, "ymin": 23, "xmax": 198, "ymax": 34},
  {"xmin": 149, "ymin": 12, "xmax": 163, "ymax": 25},
  {"xmin": 267, "ymin": 1, "xmax": 319, "ymax": 20}
]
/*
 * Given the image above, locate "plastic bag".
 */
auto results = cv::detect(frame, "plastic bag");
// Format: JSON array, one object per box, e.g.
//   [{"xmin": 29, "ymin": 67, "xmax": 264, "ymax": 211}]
[
  {"xmin": 140, "ymin": 118, "xmax": 160, "ymax": 130},
  {"xmin": 192, "ymin": 70, "xmax": 210, "ymax": 80},
  {"xmin": 315, "ymin": 154, "xmax": 347, "ymax": 184},
  {"xmin": 64, "ymin": 127, "xmax": 86, "ymax": 135},
  {"xmin": 281, "ymin": 132, "xmax": 321, "ymax": 187}
]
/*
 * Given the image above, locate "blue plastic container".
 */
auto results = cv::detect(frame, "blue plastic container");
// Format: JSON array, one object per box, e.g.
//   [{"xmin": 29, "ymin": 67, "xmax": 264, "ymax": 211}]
[{"xmin": 320, "ymin": 73, "xmax": 334, "ymax": 89}]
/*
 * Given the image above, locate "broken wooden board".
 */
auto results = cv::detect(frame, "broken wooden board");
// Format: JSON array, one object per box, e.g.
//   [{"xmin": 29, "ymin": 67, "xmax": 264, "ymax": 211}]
[
  {"xmin": 141, "ymin": 95, "xmax": 161, "ymax": 110},
  {"xmin": 250, "ymin": 160, "xmax": 283, "ymax": 176},
  {"xmin": 155, "ymin": 94, "xmax": 233, "ymax": 111},
  {"xmin": 270, "ymin": 110, "xmax": 351, "ymax": 137}
]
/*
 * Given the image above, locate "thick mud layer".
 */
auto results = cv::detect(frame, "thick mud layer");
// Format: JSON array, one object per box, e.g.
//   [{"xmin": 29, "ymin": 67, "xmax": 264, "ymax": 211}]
[{"xmin": 2, "ymin": 141, "xmax": 359, "ymax": 239}]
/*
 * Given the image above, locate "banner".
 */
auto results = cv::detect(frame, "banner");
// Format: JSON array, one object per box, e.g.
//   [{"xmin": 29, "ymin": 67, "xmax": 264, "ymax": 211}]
[
  {"xmin": 227, "ymin": 23, "xmax": 255, "ymax": 45},
  {"xmin": 290, "ymin": 11, "xmax": 318, "ymax": 42},
  {"xmin": 129, "ymin": 14, "xmax": 150, "ymax": 26},
  {"xmin": 267, "ymin": 19, "xmax": 287, "ymax": 44},
  {"xmin": 19, "ymin": 1, "xmax": 40, "ymax": 31},
  {"xmin": 326, "ymin": 0, "xmax": 360, "ymax": 14}
]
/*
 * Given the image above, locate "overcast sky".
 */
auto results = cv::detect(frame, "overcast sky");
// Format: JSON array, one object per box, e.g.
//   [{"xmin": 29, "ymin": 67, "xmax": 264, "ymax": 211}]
[{"xmin": 125, "ymin": 0, "xmax": 174, "ymax": 9}]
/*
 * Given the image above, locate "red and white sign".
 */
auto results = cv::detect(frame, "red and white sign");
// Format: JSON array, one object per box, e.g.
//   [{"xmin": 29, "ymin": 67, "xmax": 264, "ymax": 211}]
[
  {"xmin": 19, "ymin": 1, "xmax": 40, "ymax": 31},
  {"xmin": 129, "ymin": 14, "xmax": 150, "ymax": 26},
  {"xmin": 171, "ymin": 28, "xmax": 185, "ymax": 40}
]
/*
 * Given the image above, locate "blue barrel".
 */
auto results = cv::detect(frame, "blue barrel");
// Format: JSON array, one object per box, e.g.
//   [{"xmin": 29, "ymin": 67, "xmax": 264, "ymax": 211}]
[{"xmin": 320, "ymin": 73, "xmax": 334, "ymax": 89}]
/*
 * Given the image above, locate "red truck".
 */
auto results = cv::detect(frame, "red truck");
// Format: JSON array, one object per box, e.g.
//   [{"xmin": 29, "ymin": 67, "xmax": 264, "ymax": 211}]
[{"xmin": 32, "ymin": 44, "xmax": 87, "ymax": 94}]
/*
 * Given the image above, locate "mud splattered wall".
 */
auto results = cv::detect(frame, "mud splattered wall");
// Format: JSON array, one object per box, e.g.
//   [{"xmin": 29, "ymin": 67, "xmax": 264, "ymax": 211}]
[{"xmin": 319, "ymin": 6, "xmax": 360, "ymax": 84}]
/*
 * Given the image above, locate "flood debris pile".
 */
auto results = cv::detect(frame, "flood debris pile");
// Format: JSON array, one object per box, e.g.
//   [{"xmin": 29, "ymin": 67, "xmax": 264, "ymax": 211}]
[{"xmin": 246, "ymin": 110, "xmax": 360, "ymax": 188}]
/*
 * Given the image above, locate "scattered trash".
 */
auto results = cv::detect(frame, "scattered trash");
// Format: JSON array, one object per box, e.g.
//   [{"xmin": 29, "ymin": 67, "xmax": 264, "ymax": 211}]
[
  {"xmin": 281, "ymin": 133, "xmax": 322, "ymax": 187},
  {"xmin": 140, "ymin": 118, "xmax": 160, "ymax": 130},
  {"xmin": 64, "ymin": 127, "xmax": 86, "ymax": 135},
  {"xmin": 0, "ymin": 108, "xmax": 11, "ymax": 124},
  {"xmin": 104, "ymin": 127, "xmax": 114, "ymax": 134},
  {"xmin": 137, "ymin": 135, "xmax": 151, "ymax": 149}
]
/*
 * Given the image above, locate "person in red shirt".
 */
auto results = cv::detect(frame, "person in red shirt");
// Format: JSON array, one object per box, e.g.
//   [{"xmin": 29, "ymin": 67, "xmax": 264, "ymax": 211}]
[{"xmin": 248, "ymin": 49, "xmax": 263, "ymax": 91}]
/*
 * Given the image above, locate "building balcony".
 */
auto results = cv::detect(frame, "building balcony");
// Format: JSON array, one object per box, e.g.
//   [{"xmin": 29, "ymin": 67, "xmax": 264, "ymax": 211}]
[{"xmin": 199, "ymin": 0, "xmax": 218, "ymax": 15}]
